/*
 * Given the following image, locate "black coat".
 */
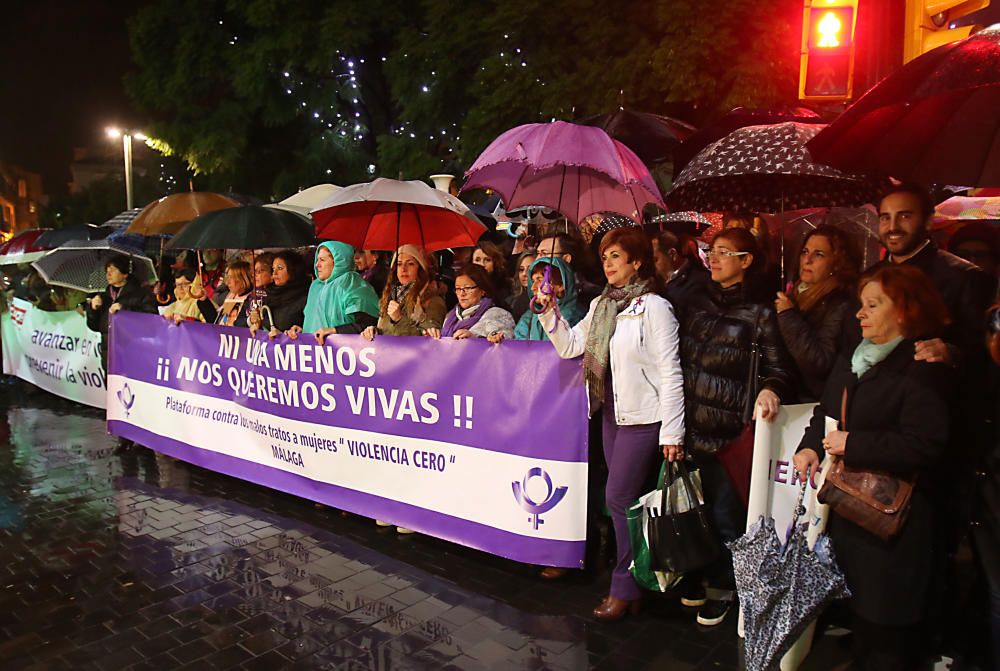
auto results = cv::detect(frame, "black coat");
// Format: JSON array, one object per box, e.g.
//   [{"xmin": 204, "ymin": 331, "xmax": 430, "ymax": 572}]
[
  {"xmin": 663, "ymin": 258, "xmax": 712, "ymax": 321},
  {"xmin": 797, "ymin": 341, "xmax": 952, "ymax": 625},
  {"xmin": 85, "ymin": 279, "xmax": 158, "ymax": 364},
  {"xmin": 777, "ymin": 289, "xmax": 854, "ymax": 402},
  {"xmin": 679, "ymin": 282, "xmax": 795, "ymax": 454},
  {"xmin": 262, "ymin": 280, "xmax": 309, "ymax": 332}
]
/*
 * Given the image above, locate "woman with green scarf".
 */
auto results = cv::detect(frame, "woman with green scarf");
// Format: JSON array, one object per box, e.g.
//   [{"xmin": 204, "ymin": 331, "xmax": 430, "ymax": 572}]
[
  {"xmin": 536, "ymin": 226, "xmax": 685, "ymax": 622},
  {"xmin": 285, "ymin": 241, "xmax": 380, "ymax": 343},
  {"xmin": 490, "ymin": 256, "xmax": 585, "ymax": 342}
]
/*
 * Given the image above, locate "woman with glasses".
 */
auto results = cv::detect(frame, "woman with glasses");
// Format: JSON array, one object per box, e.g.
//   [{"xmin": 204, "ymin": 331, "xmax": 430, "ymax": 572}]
[
  {"xmin": 676, "ymin": 226, "xmax": 794, "ymax": 628},
  {"xmin": 425, "ymin": 264, "xmax": 514, "ymax": 340},
  {"xmin": 774, "ymin": 225, "xmax": 862, "ymax": 401},
  {"xmin": 535, "ymin": 227, "xmax": 685, "ymax": 622},
  {"xmin": 162, "ymin": 268, "xmax": 212, "ymax": 323}
]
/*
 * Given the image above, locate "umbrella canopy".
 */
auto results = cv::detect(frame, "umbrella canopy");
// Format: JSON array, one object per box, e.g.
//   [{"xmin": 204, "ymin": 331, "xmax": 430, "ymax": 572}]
[
  {"xmin": 649, "ymin": 211, "xmax": 719, "ymax": 236},
  {"xmin": 808, "ymin": 25, "xmax": 1000, "ymax": 187},
  {"xmin": 461, "ymin": 121, "xmax": 664, "ymax": 225},
  {"xmin": 126, "ymin": 192, "xmax": 239, "ymax": 236},
  {"xmin": 731, "ymin": 489, "xmax": 851, "ymax": 671},
  {"xmin": 673, "ymin": 106, "xmax": 821, "ymax": 179},
  {"xmin": 311, "ymin": 178, "xmax": 487, "ymax": 252},
  {"xmin": 932, "ymin": 195, "xmax": 1000, "ymax": 229},
  {"xmin": 579, "ymin": 212, "xmax": 640, "ymax": 245},
  {"xmin": 266, "ymin": 184, "xmax": 342, "ymax": 216},
  {"xmin": 578, "ymin": 109, "xmax": 695, "ymax": 165},
  {"xmin": 103, "ymin": 208, "xmax": 143, "ymax": 228},
  {"xmin": 0, "ymin": 229, "xmax": 52, "ymax": 265},
  {"xmin": 32, "ymin": 240, "xmax": 157, "ymax": 293},
  {"xmin": 667, "ymin": 122, "xmax": 886, "ymax": 213},
  {"xmin": 168, "ymin": 205, "xmax": 315, "ymax": 250},
  {"xmin": 35, "ymin": 224, "xmax": 115, "ymax": 249}
]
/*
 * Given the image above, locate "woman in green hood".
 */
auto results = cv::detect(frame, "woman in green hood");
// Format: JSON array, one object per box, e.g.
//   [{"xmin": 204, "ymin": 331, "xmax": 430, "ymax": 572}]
[
  {"xmin": 285, "ymin": 241, "xmax": 379, "ymax": 343},
  {"xmin": 511, "ymin": 257, "xmax": 585, "ymax": 341}
]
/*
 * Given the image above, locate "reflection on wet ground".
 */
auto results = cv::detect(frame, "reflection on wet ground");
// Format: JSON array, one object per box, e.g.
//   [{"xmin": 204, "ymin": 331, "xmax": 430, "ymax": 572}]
[{"xmin": 0, "ymin": 385, "xmax": 760, "ymax": 670}]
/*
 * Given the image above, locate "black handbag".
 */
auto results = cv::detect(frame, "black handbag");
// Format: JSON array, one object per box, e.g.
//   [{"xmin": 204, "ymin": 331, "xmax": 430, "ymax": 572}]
[{"xmin": 647, "ymin": 461, "xmax": 721, "ymax": 573}]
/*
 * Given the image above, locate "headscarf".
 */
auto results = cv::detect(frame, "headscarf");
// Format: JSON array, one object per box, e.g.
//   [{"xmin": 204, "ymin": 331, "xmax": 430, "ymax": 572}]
[
  {"xmin": 302, "ymin": 241, "xmax": 380, "ymax": 331},
  {"xmin": 162, "ymin": 273, "xmax": 206, "ymax": 321},
  {"xmin": 441, "ymin": 297, "xmax": 496, "ymax": 337},
  {"xmin": 582, "ymin": 279, "xmax": 653, "ymax": 410},
  {"xmin": 515, "ymin": 257, "xmax": 584, "ymax": 341}
]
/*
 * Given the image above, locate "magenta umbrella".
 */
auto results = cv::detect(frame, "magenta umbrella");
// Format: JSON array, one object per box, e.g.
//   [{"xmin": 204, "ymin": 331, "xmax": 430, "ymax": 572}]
[{"xmin": 461, "ymin": 121, "xmax": 664, "ymax": 225}]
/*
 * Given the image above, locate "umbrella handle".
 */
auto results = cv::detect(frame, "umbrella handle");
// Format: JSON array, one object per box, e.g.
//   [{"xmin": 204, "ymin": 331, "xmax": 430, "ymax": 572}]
[{"xmin": 529, "ymin": 264, "xmax": 554, "ymax": 315}]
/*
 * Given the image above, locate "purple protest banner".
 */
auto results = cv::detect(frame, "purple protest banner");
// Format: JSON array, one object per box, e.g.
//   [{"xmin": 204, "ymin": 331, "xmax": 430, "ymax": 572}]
[{"xmin": 106, "ymin": 312, "xmax": 589, "ymax": 567}]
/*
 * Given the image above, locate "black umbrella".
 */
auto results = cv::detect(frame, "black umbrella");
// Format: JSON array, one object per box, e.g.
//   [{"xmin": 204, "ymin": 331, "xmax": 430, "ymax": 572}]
[
  {"xmin": 35, "ymin": 224, "xmax": 116, "ymax": 249},
  {"xmin": 579, "ymin": 109, "xmax": 695, "ymax": 165},
  {"xmin": 166, "ymin": 205, "xmax": 315, "ymax": 250},
  {"xmin": 673, "ymin": 106, "xmax": 821, "ymax": 179},
  {"xmin": 666, "ymin": 122, "xmax": 886, "ymax": 214}
]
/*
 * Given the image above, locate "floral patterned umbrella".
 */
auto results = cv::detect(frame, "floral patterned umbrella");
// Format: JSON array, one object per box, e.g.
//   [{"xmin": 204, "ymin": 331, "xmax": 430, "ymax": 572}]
[
  {"xmin": 666, "ymin": 122, "xmax": 886, "ymax": 214},
  {"xmin": 932, "ymin": 195, "xmax": 1000, "ymax": 230}
]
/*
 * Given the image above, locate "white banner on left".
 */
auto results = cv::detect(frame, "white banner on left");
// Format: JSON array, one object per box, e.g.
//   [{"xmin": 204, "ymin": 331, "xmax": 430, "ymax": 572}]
[{"xmin": 1, "ymin": 298, "xmax": 107, "ymax": 408}]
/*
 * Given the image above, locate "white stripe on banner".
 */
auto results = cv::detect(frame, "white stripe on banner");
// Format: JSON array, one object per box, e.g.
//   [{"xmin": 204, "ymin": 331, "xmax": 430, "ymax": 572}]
[{"xmin": 107, "ymin": 375, "xmax": 589, "ymax": 543}]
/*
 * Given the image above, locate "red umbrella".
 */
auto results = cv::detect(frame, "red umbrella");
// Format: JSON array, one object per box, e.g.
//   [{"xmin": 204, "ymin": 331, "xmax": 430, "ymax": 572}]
[
  {"xmin": 808, "ymin": 25, "xmax": 1000, "ymax": 187},
  {"xmin": 311, "ymin": 178, "xmax": 487, "ymax": 252},
  {"xmin": 0, "ymin": 229, "xmax": 52, "ymax": 265},
  {"xmin": 461, "ymin": 121, "xmax": 664, "ymax": 225}
]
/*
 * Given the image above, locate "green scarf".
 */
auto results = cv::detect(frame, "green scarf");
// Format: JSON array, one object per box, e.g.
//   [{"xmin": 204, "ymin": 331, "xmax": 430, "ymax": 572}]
[
  {"xmin": 850, "ymin": 336, "xmax": 903, "ymax": 378},
  {"xmin": 582, "ymin": 279, "xmax": 652, "ymax": 410}
]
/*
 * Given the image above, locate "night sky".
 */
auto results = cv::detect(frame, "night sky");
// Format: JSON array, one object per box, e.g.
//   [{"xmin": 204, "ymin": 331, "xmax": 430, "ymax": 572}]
[{"xmin": 0, "ymin": 0, "xmax": 145, "ymax": 196}]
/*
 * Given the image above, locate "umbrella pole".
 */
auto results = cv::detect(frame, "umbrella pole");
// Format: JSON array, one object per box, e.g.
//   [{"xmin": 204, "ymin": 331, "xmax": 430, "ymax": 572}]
[{"xmin": 779, "ymin": 194, "xmax": 786, "ymax": 288}]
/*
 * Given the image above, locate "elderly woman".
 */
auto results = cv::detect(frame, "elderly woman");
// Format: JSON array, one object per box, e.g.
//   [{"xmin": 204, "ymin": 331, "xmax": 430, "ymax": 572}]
[
  {"xmin": 361, "ymin": 245, "xmax": 446, "ymax": 340},
  {"xmin": 286, "ymin": 241, "xmax": 379, "ymax": 343},
  {"xmin": 85, "ymin": 254, "xmax": 158, "ymax": 371},
  {"xmin": 162, "ymin": 269, "xmax": 211, "ymax": 323},
  {"xmin": 794, "ymin": 265, "xmax": 953, "ymax": 670},
  {"xmin": 774, "ymin": 225, "xmax": 861, "ymax": 401},
  {"xmin": 249, "ymin": 250, "xmax": 310, "ymax": 335},
  {"xmin": 678, "ymin": 226, "xmax": 794, "ymax": 627},
  {"xmin": 535, "ymin": 227, "xmax": 684, "ymax": 621},
  {"xmin": 425, "ymin": 264, "xmax": 514, "ymax": 340}
]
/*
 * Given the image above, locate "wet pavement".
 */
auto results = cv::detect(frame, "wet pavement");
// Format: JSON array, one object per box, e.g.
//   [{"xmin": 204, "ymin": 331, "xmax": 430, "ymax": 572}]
[{"xmin": 0, "ymin": 382, "xmax": 849, "ymax": 670}]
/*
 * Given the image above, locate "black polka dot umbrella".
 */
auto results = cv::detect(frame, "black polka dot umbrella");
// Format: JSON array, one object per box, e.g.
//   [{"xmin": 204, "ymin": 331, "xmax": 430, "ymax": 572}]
[{"xmin": 666, "ymin": 122, "xmax": 887, "ymax": 214}]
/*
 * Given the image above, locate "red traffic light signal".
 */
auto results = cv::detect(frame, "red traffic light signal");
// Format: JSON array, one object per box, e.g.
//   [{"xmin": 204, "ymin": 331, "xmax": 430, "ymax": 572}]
[{"xmin": 799, "ymin": 0, "xmax": 858, "ymax": 101}]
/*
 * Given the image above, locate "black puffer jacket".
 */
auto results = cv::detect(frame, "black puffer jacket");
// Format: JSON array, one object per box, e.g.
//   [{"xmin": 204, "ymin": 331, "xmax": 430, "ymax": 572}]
[
  {"xmin": 777, "ymin": 289, "xmax": 855, "ymax": 402},
  {"xmin": 680, "ymin": 282, "xmax": 794, "ymax": 455}
]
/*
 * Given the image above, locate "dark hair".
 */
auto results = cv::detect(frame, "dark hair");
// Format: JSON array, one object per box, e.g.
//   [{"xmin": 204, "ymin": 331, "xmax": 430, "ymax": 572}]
[
  {"xmin": 173, "ymin": 268, "xmax": 197, "ymax": 282},
  {"xmin": 880, "ymin": 182, "xmax": 935, "ymax": 221},
  {"xmin": 800, "ymin": 225, "xmax": 862, "ymax": 289},
  {"xmin": 272, "ymin": 250, "xmax": 307, "ymax": 284},
  {"xmin": 949, "ymin": 222, "xmax": 999, "ymax": 257},
  {"xmin": 713, "ymin": 227, "xmax": 764, "ymax": 274},
  {"xmin": 539, "ymin": 232, "xmax": 580, "ymax": 261},
  {"xmin": 254, "ymin": 252, "xmax": 276, "ymax": 271},
  {"xmin": 474, "ymin": 240, "xmax": 507, "ymax": 278},
  {"xmin": 859, "ymin": 264, "xmax": 950, "ymax": 339},
  {"xmin": 455, "ymin": 263, "xmax": 495, "ymax": 300},
  {"xmin": 599, "ymin": 227, "xmax": 656, "ymax": 282},
  {"xmin": 105, "ymin": 254, "xmax": 132, "ymax": 277}
]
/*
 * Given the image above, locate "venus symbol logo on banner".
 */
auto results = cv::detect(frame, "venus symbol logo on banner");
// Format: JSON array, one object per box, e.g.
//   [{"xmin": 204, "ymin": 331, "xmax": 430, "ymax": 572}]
[
  {"xmin": 117, "ymin": 383, "xmax": 135, "ymax": 417},
  {"xmin": 512, "ymin": 467, "xmax": 568, "ymax": 530}
]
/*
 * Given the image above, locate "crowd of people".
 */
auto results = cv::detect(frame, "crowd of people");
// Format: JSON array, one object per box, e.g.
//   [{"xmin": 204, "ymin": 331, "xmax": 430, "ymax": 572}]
[{"xmin": 4, "ymin": 180, "xmax": 1000, "ymax": 669}]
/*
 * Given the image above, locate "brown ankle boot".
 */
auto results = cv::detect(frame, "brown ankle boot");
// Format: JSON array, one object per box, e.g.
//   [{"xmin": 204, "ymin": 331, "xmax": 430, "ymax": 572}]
[{"xmin": 592, "ymin": 596, "xmax": 640, "ymax": 621}]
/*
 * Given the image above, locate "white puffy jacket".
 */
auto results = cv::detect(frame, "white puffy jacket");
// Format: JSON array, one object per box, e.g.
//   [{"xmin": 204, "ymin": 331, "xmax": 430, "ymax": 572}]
[{"xmin": 538, "ymin": 292, "xmax": 685, "ymax": 446}]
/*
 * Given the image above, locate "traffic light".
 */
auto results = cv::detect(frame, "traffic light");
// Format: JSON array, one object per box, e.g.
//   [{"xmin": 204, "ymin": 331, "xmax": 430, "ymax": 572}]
[
  {"xmin": 799, "ymin": 0, "xmax": 858, "ymax": 101},
  {"xmin": 903, "ymin": 1, "xmax": 991, "ymax": 62}
]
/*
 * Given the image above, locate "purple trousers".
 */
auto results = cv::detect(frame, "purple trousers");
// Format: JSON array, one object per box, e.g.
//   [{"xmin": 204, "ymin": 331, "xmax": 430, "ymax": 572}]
[{"xmin": 602, "ymin": 402, "xmax": 661, "ymax": 601}]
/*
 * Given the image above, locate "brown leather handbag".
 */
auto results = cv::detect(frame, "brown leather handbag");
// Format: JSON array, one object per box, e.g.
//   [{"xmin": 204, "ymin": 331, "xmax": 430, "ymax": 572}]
[{"xmin": 817, "ymin": 389, "xmax": 915, "ymax": 541}]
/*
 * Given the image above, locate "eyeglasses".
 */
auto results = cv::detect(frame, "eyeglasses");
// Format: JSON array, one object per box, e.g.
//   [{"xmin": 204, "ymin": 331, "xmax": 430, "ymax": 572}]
[
  {"xmin": 174, "ymin": 281, "xmax": 191, "ymax": 288},
  {"xmin": 706, "ymin": 249, "xmax": 750, "ymax": 258},
  {"xmin": 455, "ymin": 285, "xmax": 479, "ymax": 294}
]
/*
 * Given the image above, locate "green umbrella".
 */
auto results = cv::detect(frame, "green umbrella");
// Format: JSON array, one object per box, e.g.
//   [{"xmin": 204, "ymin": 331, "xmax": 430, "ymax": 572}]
[{"xmin": 166, "ymin": 205, "xmax": 315, "ymax": 250}]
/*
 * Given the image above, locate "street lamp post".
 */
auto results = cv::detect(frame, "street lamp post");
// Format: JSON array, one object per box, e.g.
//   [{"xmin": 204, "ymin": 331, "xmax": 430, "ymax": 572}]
[{"xmin": 105, "ymin": 127, "xmax": 147, "ymax": 210}]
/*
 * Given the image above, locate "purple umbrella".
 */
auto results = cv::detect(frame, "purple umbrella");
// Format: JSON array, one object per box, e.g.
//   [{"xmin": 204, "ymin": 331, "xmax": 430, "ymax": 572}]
[{"xmin": 461, "ymin": 121, "xmax": 664, "ymax": 225}]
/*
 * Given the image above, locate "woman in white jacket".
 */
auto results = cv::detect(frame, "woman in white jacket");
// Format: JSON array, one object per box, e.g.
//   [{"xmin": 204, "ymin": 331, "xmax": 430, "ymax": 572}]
[{"xmin": 537, "ymin": 226, "xmax": 685, "ymax": 621}]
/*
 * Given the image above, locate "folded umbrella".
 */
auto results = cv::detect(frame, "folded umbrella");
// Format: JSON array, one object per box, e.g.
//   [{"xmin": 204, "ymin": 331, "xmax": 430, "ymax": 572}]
[
  {"xmin": 167, "ymin": 205, "xmax": 315, "ymax": 250},
  {"xmin": 311, "ymin": 178, "xmax": 486, "ymax": 252},
  {"xmin": 32, "ymin": 240, "xmax": 157, "ymax": 293}
]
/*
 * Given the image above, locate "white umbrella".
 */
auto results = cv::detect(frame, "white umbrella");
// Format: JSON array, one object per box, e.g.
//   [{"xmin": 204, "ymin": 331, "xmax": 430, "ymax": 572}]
[{"xmin": 266, "ymin": 184, "xmax": 342, "ymax": 216}]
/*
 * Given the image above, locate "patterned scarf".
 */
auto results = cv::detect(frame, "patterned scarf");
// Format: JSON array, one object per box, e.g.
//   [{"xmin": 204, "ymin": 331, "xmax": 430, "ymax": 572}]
[
  {"xmin": 583, "ymin": 280, "xmax": 652, "ymax": 410},
  {"xmin": 441, "ymin": 297, "xmax": 494, "ymax": 337}
]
